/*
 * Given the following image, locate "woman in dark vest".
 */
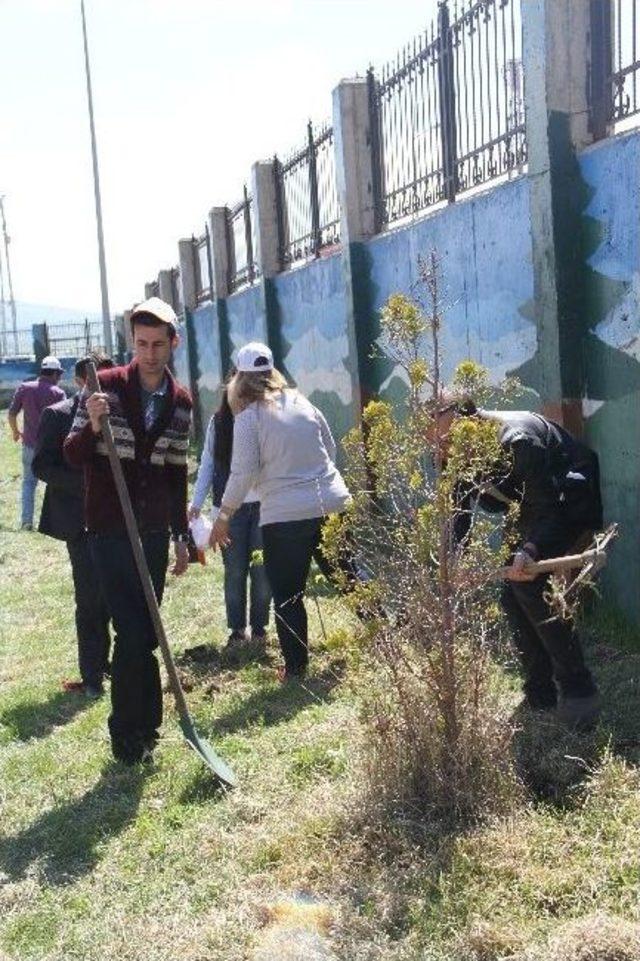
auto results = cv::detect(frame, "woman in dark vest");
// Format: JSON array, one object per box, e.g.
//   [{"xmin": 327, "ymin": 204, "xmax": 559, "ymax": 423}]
[{"xmin": 189, "ymin": 386, "xmax": 271, "ymax": 649}]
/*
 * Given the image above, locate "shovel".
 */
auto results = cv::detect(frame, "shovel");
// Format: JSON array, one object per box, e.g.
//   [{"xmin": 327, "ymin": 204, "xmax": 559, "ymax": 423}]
[{"xmin": 86, "ymin": 362, "xmax": 236, "ymax": 788}]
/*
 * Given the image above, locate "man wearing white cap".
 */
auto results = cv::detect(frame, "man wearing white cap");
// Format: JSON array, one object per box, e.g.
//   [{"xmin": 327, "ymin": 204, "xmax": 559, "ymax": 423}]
[
  {"xmin": 64, "ymin": 297, "xmax": 192, "ymax": 765},
  {"xmin": 8, "ymin": 355, "xmax": 65, "ymax": 530}
]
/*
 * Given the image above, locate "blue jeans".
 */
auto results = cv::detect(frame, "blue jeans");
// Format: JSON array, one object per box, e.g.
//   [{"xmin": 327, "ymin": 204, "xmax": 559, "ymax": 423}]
[
  {"xmin": 21, "ymin": 445, "xmax": 38, "ymax": 527},
  {"xmin": 222, "ymin": 502, "xmax": 271, "ymax": 633}
]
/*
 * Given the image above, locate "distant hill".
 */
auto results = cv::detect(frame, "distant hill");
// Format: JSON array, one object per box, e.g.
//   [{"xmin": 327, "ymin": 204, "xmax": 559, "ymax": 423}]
[{"xmin": 14, "ymin": 301, "xmax": 101, "ymax": 330}]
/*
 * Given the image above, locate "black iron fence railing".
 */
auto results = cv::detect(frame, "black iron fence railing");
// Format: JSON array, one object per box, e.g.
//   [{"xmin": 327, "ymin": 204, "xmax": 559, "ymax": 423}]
[
  {"xmin": 275, "ymin": 121, "xmax": 341, "ymax": 267},
  {"xmin": 369, "ymin": 0, "xmax": 526, "ymax": 227},
  {"xmin": 609, "ymin": 0, "xmax": 640, "ymax": 123},
  {"xmin": 194, "ymin": 228, "xmax": 213, "ymax": 303},
  {"xmin": 450, "ymin": 0, "xmax": 526, "ymax": 194},
  {"xmin": 227, "ymin": 187, "xmax": 258, "ymax": 292}
]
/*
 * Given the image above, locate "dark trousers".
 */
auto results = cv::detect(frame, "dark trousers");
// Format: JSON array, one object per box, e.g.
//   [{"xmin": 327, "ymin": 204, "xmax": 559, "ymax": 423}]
[
  {"xmin": 501, "ymin": 574, "xmax": 597, "ymax": 705},
  {"xmin": 262, "ymin": 516, "xmax": 361, "ymax": 673},
  {"xmin": 66, "ymin": 533, "xmax": 111, "ymax": 688},
  {"xmin": 89, "ymin": 531, "xmax": 169, "ymax": 747},
  {"xmin": 222, "ymin": 501, "xmax": 271, "ymax": 633}
]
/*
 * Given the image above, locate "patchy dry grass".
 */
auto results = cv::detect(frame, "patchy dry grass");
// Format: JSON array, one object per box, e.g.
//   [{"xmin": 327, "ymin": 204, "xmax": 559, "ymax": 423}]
[{"xmin": 1, "ymin": 413, "xmax": 640, "ymax": 961}]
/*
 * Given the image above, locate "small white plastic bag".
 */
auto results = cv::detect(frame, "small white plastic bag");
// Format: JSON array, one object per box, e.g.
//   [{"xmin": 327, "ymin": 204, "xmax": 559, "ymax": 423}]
[{"xmin": 189, "ymin": 513, "xmax": 213, "ymax": 551}]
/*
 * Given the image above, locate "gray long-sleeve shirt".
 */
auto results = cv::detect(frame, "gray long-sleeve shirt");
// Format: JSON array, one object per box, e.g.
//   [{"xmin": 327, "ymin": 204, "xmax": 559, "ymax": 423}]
[
  {"xmin": 190, "ymin": 416, "xmax": 258, "ymax": 511},
  {"xmin": 221, "ymin": 390, "xmax": 350, "ymax": 526}
]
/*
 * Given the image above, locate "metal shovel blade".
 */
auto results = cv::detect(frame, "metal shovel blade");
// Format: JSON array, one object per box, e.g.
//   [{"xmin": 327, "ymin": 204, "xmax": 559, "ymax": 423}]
[{"xmin": 179, "ymin": 715, "xmax": 237, "ymax": 788}]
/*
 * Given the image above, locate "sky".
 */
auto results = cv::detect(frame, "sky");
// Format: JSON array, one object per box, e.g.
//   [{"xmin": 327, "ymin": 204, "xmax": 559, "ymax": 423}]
[{"xmin": 0, "ymin": 0, "xmax": 438, "ymax": 319}]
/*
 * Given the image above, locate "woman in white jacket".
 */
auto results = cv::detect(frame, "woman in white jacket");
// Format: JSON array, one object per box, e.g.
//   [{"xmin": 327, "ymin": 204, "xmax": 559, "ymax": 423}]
[{"xmin": 210, "ymin": 342, "xmax": 351, "ymax": 681}]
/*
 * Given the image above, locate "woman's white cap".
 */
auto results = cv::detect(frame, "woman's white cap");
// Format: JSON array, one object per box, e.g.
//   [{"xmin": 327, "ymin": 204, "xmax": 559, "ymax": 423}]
[{"xmin": 236, "ymin": 342, "xmax": 273, "ymax": 372}]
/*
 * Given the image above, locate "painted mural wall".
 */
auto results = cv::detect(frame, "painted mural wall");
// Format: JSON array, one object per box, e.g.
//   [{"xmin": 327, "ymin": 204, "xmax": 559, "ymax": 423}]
[
  {"xmin": 272, "ymin": 253, "xmax": 359, "ymax": 448},
  {"xmin": 578, "ymin": 130, "xmax": 640, "ymax": 622},
  {"xmin": 189, "ymin": 304, "xmax": 223, "ymax": 437},
  {"xmin": 225, "ymin": 285, "xmax": 267, "ymax": 364},
  {"xmin": 358, "ymin": 175, "xmax": 536, "ymax": 405}
]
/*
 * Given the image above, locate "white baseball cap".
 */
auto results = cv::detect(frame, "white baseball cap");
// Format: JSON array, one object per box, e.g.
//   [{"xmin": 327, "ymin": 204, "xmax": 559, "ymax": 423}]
[
  {"xmin": 41, "ymin": 355, "xmax": 63, "ymax": 372},
  {"xmin": 236, "ymin": 342, "xmax": 273, "ymax": 373},
  {"xmin": 130, "ymin": 296, "xmax": 177, "ymax": 328}
]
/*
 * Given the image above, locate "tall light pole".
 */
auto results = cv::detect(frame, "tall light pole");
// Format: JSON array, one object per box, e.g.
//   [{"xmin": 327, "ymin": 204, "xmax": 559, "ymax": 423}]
[
  {"xmin": 80, "ymin": 0, "xmax": 113, "ymax": 355},
  {"xmin": 0, "ymin": 196, "xmax": 18, "ymax": 356},
  {"xmin": 0, "ymin": 229, "xmax": 7, "ymax": 358}
]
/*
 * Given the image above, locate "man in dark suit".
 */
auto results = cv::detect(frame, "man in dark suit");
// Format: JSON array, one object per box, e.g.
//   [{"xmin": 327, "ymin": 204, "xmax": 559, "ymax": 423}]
[{"xmin": 32, "ymin": 353, "xmax": 115, "ymax": 698}]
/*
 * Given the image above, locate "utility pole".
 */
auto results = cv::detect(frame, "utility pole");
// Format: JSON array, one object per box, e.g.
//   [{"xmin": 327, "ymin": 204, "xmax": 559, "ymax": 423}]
[
  {"xmin": 0, "ymin": 196, "xmax": 18, "ymax": 356},
  {"xmin": 0, "ymin": 234, "xmax": 7, "ymax": 358},
  {"xmin": 80, "ymin": 0, "xmax": 113, "ymax": 355}
]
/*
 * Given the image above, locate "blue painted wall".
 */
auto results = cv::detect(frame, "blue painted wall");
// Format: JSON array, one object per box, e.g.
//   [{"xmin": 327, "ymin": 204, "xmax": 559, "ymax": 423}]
[
  {"xmin": 189, "ymin": 304, "xmax": 222, "ymax": 434},
  {"xmin": 578, "ymin": 130, "xmax": 640, "ymax": 621},
  {"xmin": 172, "ymin": 321, "xmax": 191, "ymax": 398},
  {"xmin": 272, "ymin": 253, "xmax": 358, "ymax": 447},
  {"xmin": 359, "ymin": 176, "xmax": 536, "ymax": 405},
  {"xmin": 225, "ymin": 284, "xmax": 267, "ymax": 365}
]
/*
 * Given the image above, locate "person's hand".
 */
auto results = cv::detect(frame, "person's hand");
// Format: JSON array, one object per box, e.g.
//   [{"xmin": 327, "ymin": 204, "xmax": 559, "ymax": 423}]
[
  {"xmin": 187, "ymin": 504, "xmax": 201, "ymax": 521},
  {"xmin": 171, "ymin": 540, "xmax": 189, "ymax": 576},
  {"xmin": 209, "ymin": 515, "xmax": 231, "ymax": 551},
  {"xmin": 11, "ymin": 427, "xmax": 22, "ymax": 442},
  {"xmin": 505, "ymin": 549, "xmax": 537, "ymax": 582},
  {"xmin": 86, "ymin": 392, "xmax": 109, "ymax": 434}
]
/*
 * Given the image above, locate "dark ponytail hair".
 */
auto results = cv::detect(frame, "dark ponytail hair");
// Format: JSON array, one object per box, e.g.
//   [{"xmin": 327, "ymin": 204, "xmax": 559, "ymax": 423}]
[{"xmin": 213, "ymin": 390, "xmax": 233, "ymax": 473}]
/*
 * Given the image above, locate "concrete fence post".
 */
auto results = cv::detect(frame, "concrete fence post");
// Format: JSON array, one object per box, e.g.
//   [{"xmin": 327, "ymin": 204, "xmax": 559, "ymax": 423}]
[
  {"xmin": 178, "ymin": 238, "xmax": 197, "ymax": 311},
  {"xmin": 522, "ymin": 0, "xmax": 594, "ymax": 433},
  {"xmin": 333, "ymin": 77, "xmax": 377, "ymax": 245},
  {"xmin": 332, "ymin": 76, "xmax": 380, "ymax": 419},
  {"xmin": 158, "ymin": 269, "xmax": 176, "ymax": 308},
  {"xmin": 251, "ymin": 161, "xmax": 280, "ymax": 278},
  {"xmin": 208, "ymin": 207, "xmax": 231, "ymax": 301}
]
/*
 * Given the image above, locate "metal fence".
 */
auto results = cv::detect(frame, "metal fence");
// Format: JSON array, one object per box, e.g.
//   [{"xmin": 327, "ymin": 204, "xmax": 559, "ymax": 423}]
[
  {"xmin": 369, "ymin": 0, "xmax": 526, "ymax": 227},
  {"xmin": 45, "ymin": 320, "xmax": 113, "ymax": 358},
  {"xmin": 608, "ymin": 0, "xmax": 640, "ymax": 124},
  {"xmin": 194, "ymin": 228, "xmax": 213, "ymax": 303},
  {"xmin": 275, "ymin": 121, "xmax": 341, "ymax": 266},
  {"xmin": 3, "ymin": 327, "xmax": 34, "ymax": 358},
  {"xmin": 227, "ymin": 186, "xmax": 258, "ymax": 292}
]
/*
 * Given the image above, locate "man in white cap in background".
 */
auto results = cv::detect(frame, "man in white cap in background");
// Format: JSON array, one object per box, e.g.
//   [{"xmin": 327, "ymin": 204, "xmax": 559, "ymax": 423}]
[
  {"xmin": 8, "ymin": 354, "xmax": 65, "ymax": 530},
  {"xmin": 64, "ymin": 297, "xmax": 192, "ymax": 765}
]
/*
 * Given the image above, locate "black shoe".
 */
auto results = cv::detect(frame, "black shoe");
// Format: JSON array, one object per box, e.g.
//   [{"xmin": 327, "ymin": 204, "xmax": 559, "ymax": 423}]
[
  {"xmin": 523, "ymin": 682, "xmax": 558, "ymax": 712},
  {"xmin": 111, "ymin": 732, "xmax": 148, "ymax": 766},
  {"xmin": 557, "ymin": 692, "xmax": 601, "ymax": 731},
  {"xmin": 225, "ymin": 629, "xmax": 247, "ymax": 648}
]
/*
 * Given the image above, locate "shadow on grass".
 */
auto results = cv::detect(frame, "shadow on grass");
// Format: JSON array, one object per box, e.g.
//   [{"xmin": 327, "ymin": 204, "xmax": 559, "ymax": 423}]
[
  {"xmin": 177, "ymin": 764, "xmax": 233, "ymax": 806},
  {"xmin": 209, "ymin": 670, "xmax": 341, "ymax": 738},
  {"xmin": 176, "ymin": 639, "xmax": 273, "ymax": 682},
  {"xmin": 1, "ymin": 689, "xmax": 93, "ymax": 742},
  {"xmin": 513, "ymin": 647, "xmax": 640, "ymax": 805},
  {"xmin": 0, "ymin": 764, "xmax": 147, "ymax": 885}
]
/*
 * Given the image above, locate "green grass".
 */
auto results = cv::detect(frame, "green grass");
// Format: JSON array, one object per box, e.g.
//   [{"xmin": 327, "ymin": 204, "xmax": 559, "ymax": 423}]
[{"xmin": 1, "ymin": 412, "xmax": 640, "ymax": 961}]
